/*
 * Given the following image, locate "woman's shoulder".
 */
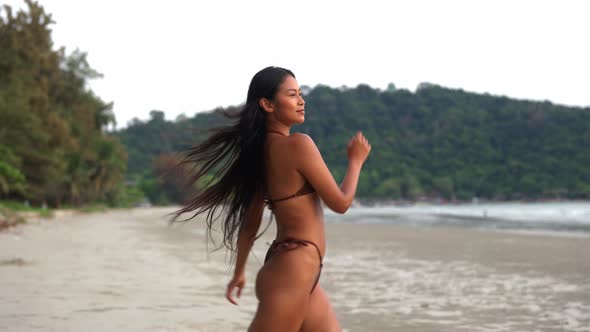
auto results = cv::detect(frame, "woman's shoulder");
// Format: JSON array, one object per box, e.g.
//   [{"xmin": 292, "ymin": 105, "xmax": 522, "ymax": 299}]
[
  {"xmin": 288, "ymin": 132, "xmax": 315, "ymax": 146},
  {"xmin": 287, "ymin": 133, "xmax": 321, "ymax": 158}
]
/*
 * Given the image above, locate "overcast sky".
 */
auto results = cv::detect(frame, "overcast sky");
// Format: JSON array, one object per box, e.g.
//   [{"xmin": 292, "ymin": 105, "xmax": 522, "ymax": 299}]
[{"xmin": 4, "ymin": 0, "xmax": 590, "ymax": 128}]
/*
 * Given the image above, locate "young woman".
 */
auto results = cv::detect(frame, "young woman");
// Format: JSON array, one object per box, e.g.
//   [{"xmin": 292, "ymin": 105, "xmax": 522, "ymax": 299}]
[{"xmin": 174, "ymin": 66, "xmax": 371, "ymax": 331}]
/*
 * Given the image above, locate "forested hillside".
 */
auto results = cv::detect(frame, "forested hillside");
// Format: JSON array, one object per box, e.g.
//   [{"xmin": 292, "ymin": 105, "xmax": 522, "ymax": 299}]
[{"xmin": 119, "ymin": 83, "xmax": 590, "ymax": 204}]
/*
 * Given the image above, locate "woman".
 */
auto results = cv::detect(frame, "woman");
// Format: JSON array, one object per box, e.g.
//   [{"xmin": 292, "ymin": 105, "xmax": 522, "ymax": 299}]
[{"xmin": 174, "ymin": 66, "xmax": 371, "ymax": 331}]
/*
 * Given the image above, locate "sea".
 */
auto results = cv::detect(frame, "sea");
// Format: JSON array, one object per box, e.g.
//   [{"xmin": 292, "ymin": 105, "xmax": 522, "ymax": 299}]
[{"xmin": 323, "ymin": 200, "xmax": 590, "ymax": 237}]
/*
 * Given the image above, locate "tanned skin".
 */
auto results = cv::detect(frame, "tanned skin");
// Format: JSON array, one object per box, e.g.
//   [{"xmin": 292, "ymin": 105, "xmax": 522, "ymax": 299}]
[{"xmin": 226, "ymin": 75, "xmax": 371, "ymax": 332}]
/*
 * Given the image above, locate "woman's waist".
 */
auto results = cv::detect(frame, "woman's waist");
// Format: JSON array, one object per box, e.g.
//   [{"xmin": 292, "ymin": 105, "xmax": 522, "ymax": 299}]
[{"xmin": 271, "ymin": 208, "xmax": 323, "ymax": 225}]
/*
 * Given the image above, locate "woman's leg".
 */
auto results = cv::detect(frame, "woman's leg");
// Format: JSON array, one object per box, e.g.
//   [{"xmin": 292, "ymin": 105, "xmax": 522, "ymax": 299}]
[
  {"xmin": 248, "ymin": 246, "xmax": 321, "ymax": 332},
  {"xmin": 299, "ymin": 285, "xmax": 342, "ymax": 332}
]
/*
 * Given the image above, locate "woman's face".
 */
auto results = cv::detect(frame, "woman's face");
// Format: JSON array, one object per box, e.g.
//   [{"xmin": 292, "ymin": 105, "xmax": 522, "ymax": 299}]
[{"xmin": 268, "ymin": 75, "xmax": 306, "ymax": 125}]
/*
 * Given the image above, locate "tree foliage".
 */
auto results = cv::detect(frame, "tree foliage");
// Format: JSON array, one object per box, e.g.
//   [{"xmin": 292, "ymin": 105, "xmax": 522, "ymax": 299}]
[
  {"xmin": 0, "ymin": 1, "xmax": 127, "ymax": 206},
  {"xmin": 119, "ymin": 84, "xmax": 590, "ymax": 204}
]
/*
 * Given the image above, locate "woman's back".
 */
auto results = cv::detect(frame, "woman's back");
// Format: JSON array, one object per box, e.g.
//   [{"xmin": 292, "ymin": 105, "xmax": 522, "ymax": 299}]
[{"xmin": 263, "ymin": 132, "xmax": 326, "ymax": 254}]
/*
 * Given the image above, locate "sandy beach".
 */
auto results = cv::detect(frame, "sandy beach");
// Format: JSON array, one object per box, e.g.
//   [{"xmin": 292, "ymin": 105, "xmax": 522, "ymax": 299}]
[{"xmin": 1, "ymin": 207, "xmax": 589, "ymax": 332}]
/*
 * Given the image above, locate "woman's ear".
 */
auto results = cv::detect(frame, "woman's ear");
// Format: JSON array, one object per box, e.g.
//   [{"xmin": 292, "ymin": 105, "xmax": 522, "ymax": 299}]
[{"xmin": 259, "ymin": 98, "xmax": 274, "ymax": 113}]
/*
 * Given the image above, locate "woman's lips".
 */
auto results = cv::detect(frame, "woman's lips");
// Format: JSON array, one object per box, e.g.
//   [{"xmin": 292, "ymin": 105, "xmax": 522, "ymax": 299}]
[{"xmin": 297, "ymin": 109, "xmax": 305, "ymax": 114}]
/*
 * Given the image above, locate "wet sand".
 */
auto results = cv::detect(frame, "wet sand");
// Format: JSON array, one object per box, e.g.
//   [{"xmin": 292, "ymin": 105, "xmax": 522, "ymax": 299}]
[{"xmin": 0, "ymin": 207, "xmax": 589, "ymax": 331}]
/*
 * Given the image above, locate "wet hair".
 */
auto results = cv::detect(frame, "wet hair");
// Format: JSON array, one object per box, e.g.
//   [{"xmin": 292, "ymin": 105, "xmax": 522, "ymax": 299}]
[{"xmin": 171, "ymin": 66, "xmax": 295, "ymax": 261}]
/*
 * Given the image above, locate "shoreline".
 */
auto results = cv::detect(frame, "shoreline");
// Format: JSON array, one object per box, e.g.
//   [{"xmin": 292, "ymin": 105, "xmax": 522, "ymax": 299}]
[
  {"xmin": 5, "ymin": 201, "xmax": 588, "ymax": 240},
  {"xmin": 355, "ymin": 197, "xmax": 590, "ymax": 207}
]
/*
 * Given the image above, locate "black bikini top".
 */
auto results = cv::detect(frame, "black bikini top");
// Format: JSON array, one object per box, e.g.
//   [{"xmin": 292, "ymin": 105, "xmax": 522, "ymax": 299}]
[{"xmin": 264, "ymin": 181, "xmax": 316, "ymax": 210}]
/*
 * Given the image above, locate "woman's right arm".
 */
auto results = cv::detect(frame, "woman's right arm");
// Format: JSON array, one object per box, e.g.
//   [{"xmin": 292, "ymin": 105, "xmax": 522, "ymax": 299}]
[{"xmin": 293, "ymin": 131, "xmax": 371, "ymax": 214}]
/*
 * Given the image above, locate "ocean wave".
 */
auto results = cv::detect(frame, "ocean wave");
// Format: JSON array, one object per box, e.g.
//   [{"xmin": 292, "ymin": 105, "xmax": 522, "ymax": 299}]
[{"xmin": 324, "ymin": 201, "xmax": 590, "ymax": 236}]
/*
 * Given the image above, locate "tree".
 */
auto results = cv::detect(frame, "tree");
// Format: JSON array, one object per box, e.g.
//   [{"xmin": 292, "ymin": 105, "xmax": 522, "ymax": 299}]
[{"xmin": 0, "ymin": 1, "xmax": 127, "ymax": 206}]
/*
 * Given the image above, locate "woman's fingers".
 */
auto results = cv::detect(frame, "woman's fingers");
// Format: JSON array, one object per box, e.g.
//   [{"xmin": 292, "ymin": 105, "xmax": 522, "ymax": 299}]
[
  {"xmin": 226, "ymin": 287, "xmax": 234, "ymax": 305},
  {"xmin": 226, "ymin": 283, "xmax": 239, "ymax": 305},
  {"xmin": 350, "ymin": 131, "xmax": 370, "ymax": 147},
  {"xmin": 226, "ymin": 277, "xmax": 245, "ymax": 306}
]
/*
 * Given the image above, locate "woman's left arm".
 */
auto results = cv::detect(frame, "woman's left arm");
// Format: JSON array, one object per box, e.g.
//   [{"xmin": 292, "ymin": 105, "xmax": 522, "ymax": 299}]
[{"xmin": 226, "ymin": 188, "xmax": 264, "ymax": 305}]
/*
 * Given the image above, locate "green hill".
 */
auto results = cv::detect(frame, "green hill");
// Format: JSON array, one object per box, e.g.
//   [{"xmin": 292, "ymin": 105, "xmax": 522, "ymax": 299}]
[{"xmin": 118, "ymin": 83, "xmax": 590, "ymax": 204}]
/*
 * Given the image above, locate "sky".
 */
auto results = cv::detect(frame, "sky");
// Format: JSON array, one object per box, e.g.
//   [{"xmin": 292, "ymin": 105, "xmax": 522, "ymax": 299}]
[{"xmin": 4, "ymin": 0, "xmax": 590, "ymax": 128}]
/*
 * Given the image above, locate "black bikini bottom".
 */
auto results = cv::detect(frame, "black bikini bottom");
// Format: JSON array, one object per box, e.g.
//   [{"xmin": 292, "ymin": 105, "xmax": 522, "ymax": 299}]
[{"xmin": 264, "ymin": 238, "xmax": 323, "ymax": 294}]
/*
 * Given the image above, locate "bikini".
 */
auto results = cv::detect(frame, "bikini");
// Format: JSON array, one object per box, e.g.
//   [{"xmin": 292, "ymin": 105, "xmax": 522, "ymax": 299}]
[{"xmin": 263, "ymin": 130, "xmax": 324, "ymax": 293}]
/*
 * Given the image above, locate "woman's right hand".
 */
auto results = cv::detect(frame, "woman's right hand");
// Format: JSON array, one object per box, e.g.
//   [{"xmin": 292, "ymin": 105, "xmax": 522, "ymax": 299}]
[
  {"xmin": 226, "ymin": 273, "xmax": 245, "ymax": 305},
  {"xmin": 347, "ymin": 131, "xmax": 371, "ymax": 165}
]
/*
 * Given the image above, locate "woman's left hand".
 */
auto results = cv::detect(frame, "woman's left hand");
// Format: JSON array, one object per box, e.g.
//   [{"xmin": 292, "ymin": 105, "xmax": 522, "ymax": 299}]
[{"xmin": 226, "ymin": 273, "xmax": 246, "ymax": 305}]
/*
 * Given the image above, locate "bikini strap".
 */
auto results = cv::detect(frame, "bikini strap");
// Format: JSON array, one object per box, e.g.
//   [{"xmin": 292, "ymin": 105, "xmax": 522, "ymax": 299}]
[
  {"xmin": 267, "ymin": 181, "xmax": 315, "ymax": 204},
  {"xmin": 271, "ymin": 238, "xmax": 323, "ymax": 264}
]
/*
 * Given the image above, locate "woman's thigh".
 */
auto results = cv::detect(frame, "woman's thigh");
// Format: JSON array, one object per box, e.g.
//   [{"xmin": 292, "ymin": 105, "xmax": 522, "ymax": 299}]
[{"xmin": 299, "ymin": 285, "xmax": 342, "ymax": 332}]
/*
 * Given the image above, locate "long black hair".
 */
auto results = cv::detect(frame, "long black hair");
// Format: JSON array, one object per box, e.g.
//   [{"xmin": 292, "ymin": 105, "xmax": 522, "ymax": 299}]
[{"xmin": 171, "ymin": 66, "xmax": 295, "ymax": 259}]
